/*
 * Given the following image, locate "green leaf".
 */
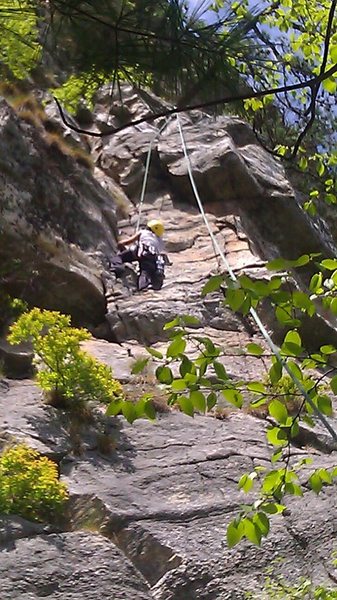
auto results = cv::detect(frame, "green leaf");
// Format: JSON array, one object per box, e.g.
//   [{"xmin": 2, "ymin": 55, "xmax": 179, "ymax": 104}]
[
  {"xmin": 284, "ymin": 482, "xmax": 303, "ymax": 496},
  {"xmin": 171, "ymin": 378, "xmax": 187, "ymax": 391},
  {"xmin": 106, "ymin": 400, "xmax": 123, "ymax": 416},
  {"xmin": 121, "ymin": 401, "xmax": 138, "ymax": 424},
  {"xmin": 262, "ymin": 502, "xmax": 285, "ymax": 515},
  {"xmin": 238, "ymin": 472, "xmax": 257, "ymax": 493},
  {"xmin": 243, "ymin": 518, "xmax": 261, "ymax": 545},
  {"xmin": 131, "ymin": 357, "xmax": 149, "ymax": 374},
  {"xmin": 330, "ymin": 375, "xmax": 337, "ymax": 394},
  {"xmin": 146, "ymin": 347, "xmax": 163, "ymax": 359},
  {"xmin": 167, "ymin": 336, "xmax": 186, "ymax": 358},
  {"xmin": 178, "ymin": 395, "xmax": 194, "ymax": 417},
  {"xmin": 320, "ymin": 345, "xmax": 336, "ymax": 355},
  {"xmin": 246, "ymin": 343, "xmax": 264, "ymax": 356},
  {"xmin": 317, "ymin": 395, "xmax": 333, "ymax": 417},
  {"xmin": 201, "ymin": 275, "xmax": 224, "ymax": 296},
  {"xmin": 247, "ymin": 382, "xmax": 266, "ymax": 394},
  {"xmin": 181, "ymin": 315, "xmax": 200, "ymax": 326},
  {"xmin": 253, "ymin": 512, "xmax": 270, "ymax": 536},
  {"xmin": 207, "ymin": 392, "xmax": 217, "ymax": 410},
  {"xmin": 266, "ymin": 426, "xmax": 288, "ymax": 446},
  {"xmin": 321, "ymin": 259, "xmax": 337, "ymax": 271},
  {"xmin": 284, "ymin": 330, "xmax": 301, "ymax": 347},
  {"xmin": 309, "ymin": 472, "xmax": 323, "ymax": 494},
  {"xmin": 269, "ymin": 360, "xmax": 282, "ymax": 384},
  {"xmin": 156, "ymin": 366, "xmax": 173, "ymax": 385},
  {"xmin": 266, "ymin": 258, "xmax": 290, "ymax": 271},
  {"xmin": 268, "ymin": 399, "xmax": 288, "ymax": 424},
  {"xmin": 330, "ymin": 298, "xmax": 337, "ymax": 315},
  {"xmin": 226, "ymin": 288, "xmax": 246, "ymax": 311},
  {"xmin": 179, "ymin": 356, "xmax": 195, "ymax": 377},
  {"xmin": 275, "ymin": 306, "xmax": 294, "ymax": 326},
  {"xmin": 144, "ymin": 400, "xmax": 156, "ymax": 420},
  {"xmin": 163, "ymin": 317, "xmax": 180, "ymax": 330},
  {"xmin": 226, "ymin": 520, "xmax": 243, "ymax": 548},
  {"xmin": 190, "ymin": 390, "xmax": 206, "ymax": 412},
  {"xmin": 213, "ymin": 361, "xmax": 228, "ymax": 380},
  {"xmin": 309, "ymin": 272, "xmax": 323, "ymax": 293},
  {"xmin": 286, "ymin": 360, "xmax": 303, "ymax": 381},
  {"xmin": 322, "ymin": 78, "xmax": 337, "ymax": 94},
  {"xmin": 331, "ymin": 45, "xmax": 337, "ymax": 63},
  {"xmin": 222, "ymin": 388, "xmax": 243, "ymax": 408},
  {"xmin": 294, "ymin": 255, "xmax": 310, "ymax": 268}
]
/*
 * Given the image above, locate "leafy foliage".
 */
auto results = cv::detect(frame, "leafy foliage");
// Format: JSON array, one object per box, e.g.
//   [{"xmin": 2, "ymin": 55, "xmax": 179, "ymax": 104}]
[
  {"xmin": 8, "ymin": 308, "xmax": 125, "ymax": 409},
  {"xmin": 135, "ymin": 256, "xmax": 337, "ymax": 547},
  {"xmin": 0, "ymin": 444, "xmax": 68, "ymax": 522}
]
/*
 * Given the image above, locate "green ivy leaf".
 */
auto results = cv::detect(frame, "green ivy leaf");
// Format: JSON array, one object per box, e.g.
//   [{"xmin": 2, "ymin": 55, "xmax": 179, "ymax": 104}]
[{"xmin": 207, "ymin": 392, "xmax": 217, "ymax": 410}]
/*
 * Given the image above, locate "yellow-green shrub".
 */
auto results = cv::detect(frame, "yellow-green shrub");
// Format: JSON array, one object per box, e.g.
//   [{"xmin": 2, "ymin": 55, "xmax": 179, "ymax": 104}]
[
  {"xmin": 8, "ymin": 308, "xmax": 125, "ymax": 408},
  {"xmin": 0, "ymin": 445, "xmax": 68, "ymax": 522}
]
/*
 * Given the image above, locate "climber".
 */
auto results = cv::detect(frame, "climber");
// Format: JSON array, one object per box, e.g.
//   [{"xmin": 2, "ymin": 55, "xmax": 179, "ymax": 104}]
[{"xmin": 110, "ymin": 219, "xmax": 169, "ymax": 291}]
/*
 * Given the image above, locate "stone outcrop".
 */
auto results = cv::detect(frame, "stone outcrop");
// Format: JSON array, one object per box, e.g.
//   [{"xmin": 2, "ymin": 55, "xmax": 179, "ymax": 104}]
[
  {"xmin": 1, "ymin": 376, "xmax": 337, "ymax": 599},
  {"xmin": 3, "ymin": 83, "xmax": 337, "ymax": 599},
  {"xmin": 0, "ymin": 97, "xmax": 128, "ymax": 324}
]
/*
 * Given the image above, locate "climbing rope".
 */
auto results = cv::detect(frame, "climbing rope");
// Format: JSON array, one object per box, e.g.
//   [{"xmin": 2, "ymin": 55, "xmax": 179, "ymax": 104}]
[
  {"xmin": 176, "ymin": 114, "xmax": 337, "ymax": 442},
  {"xmin": 136, "ymin": 118, "xmax": 171, "ymax": 233}
]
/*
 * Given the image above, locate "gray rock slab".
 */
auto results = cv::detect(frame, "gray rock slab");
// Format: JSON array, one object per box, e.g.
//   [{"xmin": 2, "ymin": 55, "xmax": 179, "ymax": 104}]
[
  {"xmin": 0, "ymin": 531, "xmax": 152, "ymax": 600},
  {"xmin": 0, "ymin": 379, "xmax": 71, "ymax": 456}
]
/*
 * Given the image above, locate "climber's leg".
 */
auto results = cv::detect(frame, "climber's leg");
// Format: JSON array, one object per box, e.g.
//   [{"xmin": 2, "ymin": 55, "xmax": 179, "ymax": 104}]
[
  {"xmin": 110, "ymin": 249, "xmax": 136, "ymax": 277},
  {"xmin": 137, "ymin": 255, "xmax": 157, "ymax": 290}
]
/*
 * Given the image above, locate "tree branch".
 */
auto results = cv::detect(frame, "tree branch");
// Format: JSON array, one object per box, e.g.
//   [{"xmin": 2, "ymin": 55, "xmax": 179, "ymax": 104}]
[{"xmin": 54, "ymin": 62, "xmax": 337, "ymax": 143}]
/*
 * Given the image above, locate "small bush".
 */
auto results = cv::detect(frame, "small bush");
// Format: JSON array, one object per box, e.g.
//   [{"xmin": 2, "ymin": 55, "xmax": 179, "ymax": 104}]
[
  {"xmin": 8, "ymin": 308, "xmax": 125, "ymax": 409},
  {"xmin": 0, "ymin": 445, "xmax": 68, "ymax": 522}
]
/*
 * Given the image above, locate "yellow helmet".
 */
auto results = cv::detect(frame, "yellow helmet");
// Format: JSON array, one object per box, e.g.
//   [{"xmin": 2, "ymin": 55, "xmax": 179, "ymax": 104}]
[{"xmin": 147, "ymin": 219, "xmax": 165, "ymax": 237}]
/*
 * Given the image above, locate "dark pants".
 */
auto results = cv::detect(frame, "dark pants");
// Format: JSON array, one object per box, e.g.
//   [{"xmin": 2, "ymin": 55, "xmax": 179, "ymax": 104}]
[{"xmin": 111, "ymin": 250, "xmax": 164, "ymax": 291}]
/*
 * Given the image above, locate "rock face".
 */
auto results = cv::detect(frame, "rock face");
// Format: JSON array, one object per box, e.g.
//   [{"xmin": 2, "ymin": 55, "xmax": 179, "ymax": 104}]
[
  {"xmin": 2, "ymin": 377, "xmax": 337, "ymax": 599},
  {"xmin": 3, "ymin": 84, "xmax": 337, "ymax": 599},
  {"xmin": 0, "ymin": 97, "xmax": 129, "ymax": 325}
]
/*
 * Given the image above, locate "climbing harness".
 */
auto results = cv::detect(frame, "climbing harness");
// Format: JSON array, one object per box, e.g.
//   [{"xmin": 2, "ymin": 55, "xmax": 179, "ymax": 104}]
[{"xmin": 175, "ymin": 114, "xmax": 337, "ymax": 442}]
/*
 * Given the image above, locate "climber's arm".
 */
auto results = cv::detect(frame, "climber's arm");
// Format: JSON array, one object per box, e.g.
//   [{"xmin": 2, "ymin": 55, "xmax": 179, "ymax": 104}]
[{"xmin": 118, "ymin": 232, "xmax": 140, "ymax": 249}]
